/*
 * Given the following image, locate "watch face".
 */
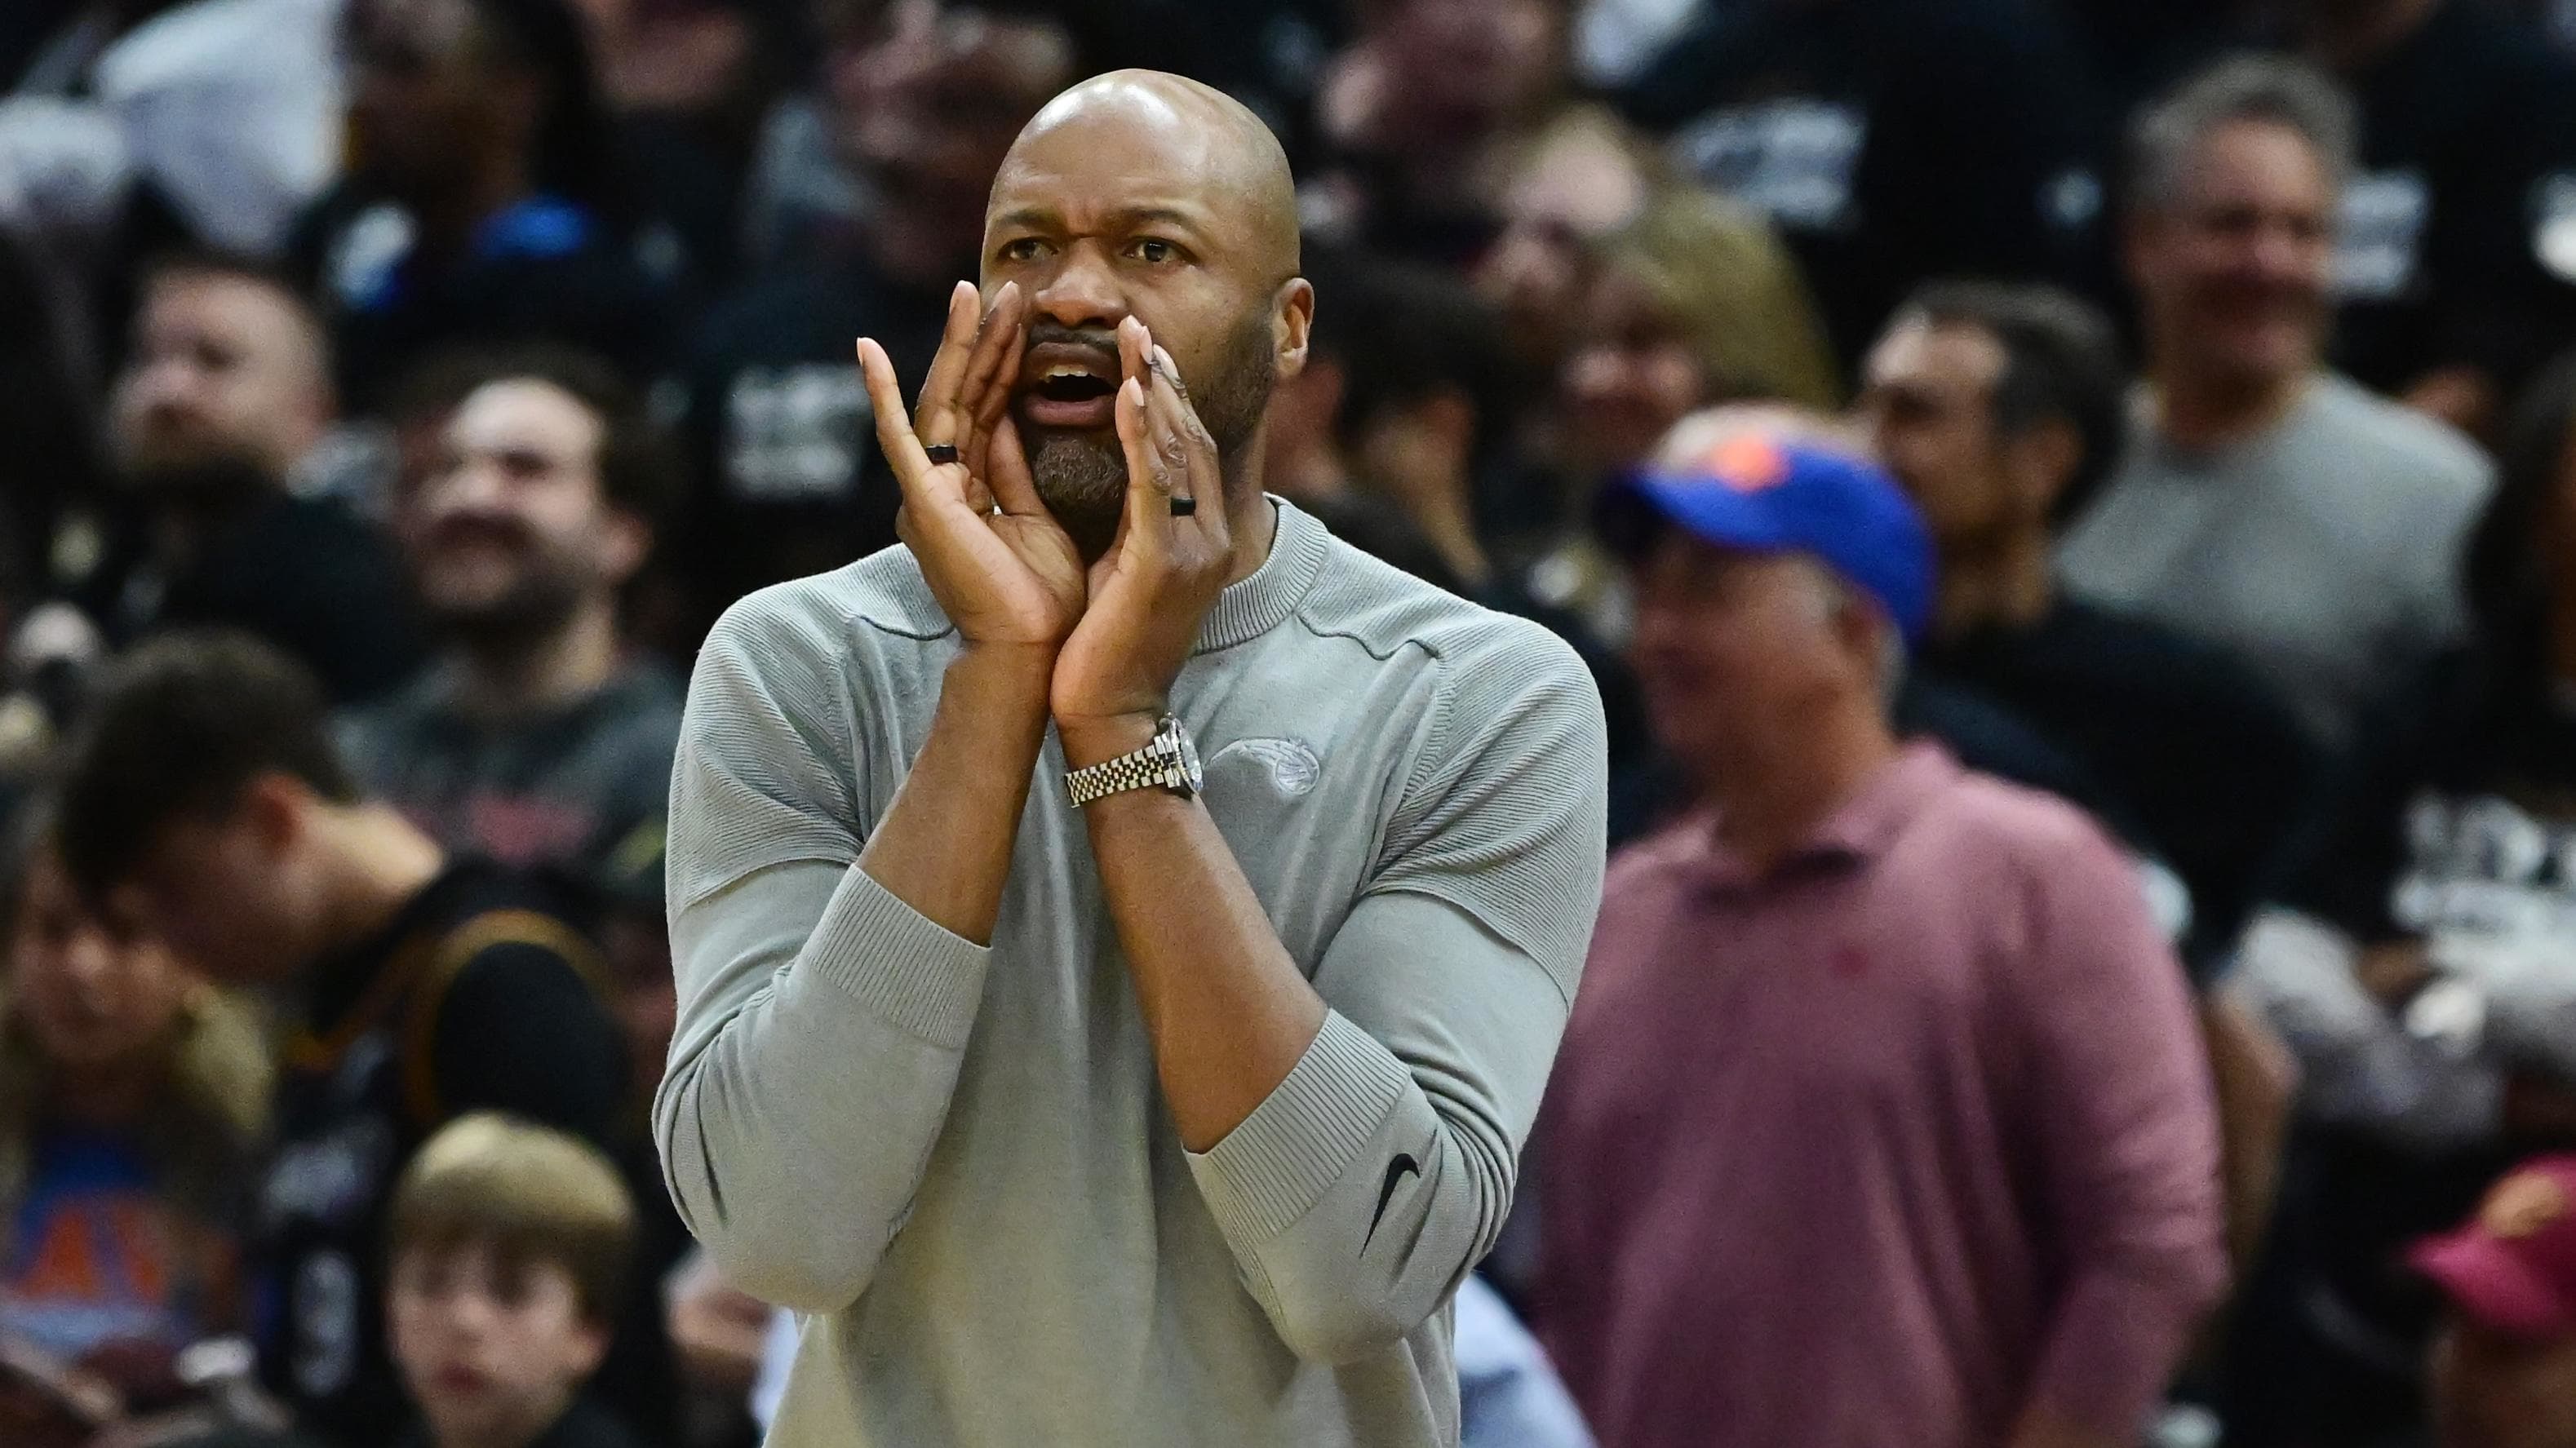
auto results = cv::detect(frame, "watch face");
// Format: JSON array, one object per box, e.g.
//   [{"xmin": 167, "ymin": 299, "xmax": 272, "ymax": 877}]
[{"xmin": 1177, "ymin": 729, "xmax": 1204, "ymax": 795}]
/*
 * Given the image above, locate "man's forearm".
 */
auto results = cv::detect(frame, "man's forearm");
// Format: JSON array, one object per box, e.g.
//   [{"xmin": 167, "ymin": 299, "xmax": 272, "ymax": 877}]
[
  {"xmin": 860, "ymin": 644, "xmax": 1055, "ymax": 945},
  {"xmin": 1064, "ymin": 716, "xmax": 1327, "ymax": 1153}
]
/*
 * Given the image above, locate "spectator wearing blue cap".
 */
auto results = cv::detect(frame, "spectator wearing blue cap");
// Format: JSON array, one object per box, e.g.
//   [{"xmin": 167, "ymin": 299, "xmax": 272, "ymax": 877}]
[{"xmin": 1532, "ymin": 414, "xmax": 2227, "ymax": 1448}]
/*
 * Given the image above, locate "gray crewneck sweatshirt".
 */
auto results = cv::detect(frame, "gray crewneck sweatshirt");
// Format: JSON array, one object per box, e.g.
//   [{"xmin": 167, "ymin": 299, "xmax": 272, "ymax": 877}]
[{"xmin": 657, "ymin": 499, "xmax": 1607, "ymax": 1446}]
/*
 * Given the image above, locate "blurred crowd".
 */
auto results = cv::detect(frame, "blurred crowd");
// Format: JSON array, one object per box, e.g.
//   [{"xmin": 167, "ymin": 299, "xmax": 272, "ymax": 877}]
[{"xmin": 7, "ymin": 0, "xmax": 2576, "ymax": 1446}]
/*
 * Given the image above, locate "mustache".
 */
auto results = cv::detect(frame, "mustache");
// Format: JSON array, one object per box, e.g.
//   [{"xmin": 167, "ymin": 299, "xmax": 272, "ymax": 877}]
[
  {"xmin": 423, "ymin": 512, "xmax": 535, "ymax": 552},
  {"xmin": 1023, "ymin": 321, "xmax": 1122, "ymax": 370}
]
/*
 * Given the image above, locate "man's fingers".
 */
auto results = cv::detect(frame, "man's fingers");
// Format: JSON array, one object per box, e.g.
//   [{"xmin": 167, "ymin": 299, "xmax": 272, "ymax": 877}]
[
  {"xmin": 1119, "ymin": 315, "xmax": 1151, "ymax": 394},
  {"xmin": 912, "ymin": 281, "xmax": 982, "ymax": 443},
  {"xmin": 956, "ymin": 282, "xmax": 1024, "ymax": 464},
  {"xmin": 987, "ymin": 415, "xmax": 1046, "ymax": 516},
  {"xmin": 962, "ymin": 283, "xmax": 1025, "ymax": 432},
  {"xmin": 1146, "ymin": 346, "xmax": 1226, "ymax": 549},
  {"xmin": 1115, "ymin": 374, "xmax": 1170, "ymax": 544},
  {"xmin": 858, "ymin": 338, "xmax": 929, "ymax": 485},
  {"xmin": 967, "ymin": 308, "xmax": 1026, "ymax": 480},
  {"xmin": 1115, "ymin": 373, "xmax": 1156, "ymax": 494}
]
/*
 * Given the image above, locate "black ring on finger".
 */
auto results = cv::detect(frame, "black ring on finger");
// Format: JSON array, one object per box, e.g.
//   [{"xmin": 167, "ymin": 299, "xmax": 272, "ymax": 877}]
[
  {"xmin": 1170, "ymin": 496, "xmax": 1197, "ymax": 517},
  {"xmin": 923, "ymin": 443, "xmax": 960, "ymax": 465}
]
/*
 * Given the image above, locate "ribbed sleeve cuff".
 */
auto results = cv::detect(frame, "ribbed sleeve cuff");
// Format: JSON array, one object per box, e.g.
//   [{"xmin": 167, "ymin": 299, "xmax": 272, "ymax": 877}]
[
  {"xmin": 797, "ymin": 865, "xmax": 991, "ymax": 1048},
  {"xmin": 1187, "ymin": 1012, "xmax": 1412, "ymax": 1242}
]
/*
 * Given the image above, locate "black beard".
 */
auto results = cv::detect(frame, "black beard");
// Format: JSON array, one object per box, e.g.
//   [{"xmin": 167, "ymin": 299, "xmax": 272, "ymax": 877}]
[
  {"xmin": 423, "ymin": 569, "xmax": 590, "ymax": 655},
  {"xmin": 1025, "ymin": 310, "xmax": 1277, "ymax": 560},
  {"xmin": 1025, "ymin": 431, "xmax": 1130, "ymax": 560}
]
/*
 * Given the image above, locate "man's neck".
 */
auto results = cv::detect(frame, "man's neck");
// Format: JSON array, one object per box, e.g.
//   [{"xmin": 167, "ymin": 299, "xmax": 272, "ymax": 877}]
[
  {"xmin": 2148, "ymin": 364, "xmax": 2312, "ymax": 451},
  {"xmin": 310, "ymin": 805, "xmax": 447, "ymax": 963},
  {"xmin": 1221, "ymin": 449, "xmax": 1282, "ymax": 588},
  {"xmin": 433, "ymin": 1390, "xmax": 575, "ymax": 1448},
  {"xmin": 452, "ymin": 600, "xmax": 624, "ymax": 720},
  {"xmin": 2301, "ymin": 0, "xmax": 2441, "ymax": 72},
  {"xmin": 1932, "ymin": 529, "xmax": 2055, "ymax": 640},
  {"xmin": 50, "ymin": 1053, "xmax": 171, "ymax": 1131},
  {"xmin": 1700, "ymin": 704, "xmax": 1903, "ymax": 875}
]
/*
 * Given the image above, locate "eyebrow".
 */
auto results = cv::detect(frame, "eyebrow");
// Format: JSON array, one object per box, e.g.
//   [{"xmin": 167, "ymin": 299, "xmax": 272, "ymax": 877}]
[{"xmin": 990, "ymin": 205, "xmax": 1210, "ymax": 237}]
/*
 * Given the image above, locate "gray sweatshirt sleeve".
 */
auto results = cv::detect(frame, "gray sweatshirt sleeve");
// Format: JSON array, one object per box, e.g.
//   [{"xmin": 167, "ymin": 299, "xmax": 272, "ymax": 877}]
[
  {"xmin": 655, "ymin": 604, "xmax": 991, "ymax": 1311},
  {"xmin": 2233, "ymin": 908, "xmax": 2503, "ymax": 1150},
  {"xmin": 1184, "ymin": 623, "xmax": 1608, "ymax": 1363}
]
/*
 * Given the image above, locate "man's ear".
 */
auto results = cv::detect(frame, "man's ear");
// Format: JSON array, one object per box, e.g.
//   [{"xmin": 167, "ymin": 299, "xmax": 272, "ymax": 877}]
[
  {"xmin": 599, "ymin": 508, "xmax": 653, "ymax": 590},
  {"xmin": 1275, "ymin": 277, "xmax": 1315, "ymax": 381},
  {"xmin": 239, "ymin": 772, "xmax": 312, "ymax": 858},
  {"xmin": 570, "ymin": 1317, "xmax": 611, "ymax": 1379},
  {"xmin": 2002, "ymin": 418, "xmax": 2081, "ymax": 520}
]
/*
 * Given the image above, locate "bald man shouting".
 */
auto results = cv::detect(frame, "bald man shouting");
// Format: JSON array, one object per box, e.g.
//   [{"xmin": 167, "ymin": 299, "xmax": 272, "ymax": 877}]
[{"xmin": 655, "ymin": 71, "xmax": 1607, "ymax": 1446}]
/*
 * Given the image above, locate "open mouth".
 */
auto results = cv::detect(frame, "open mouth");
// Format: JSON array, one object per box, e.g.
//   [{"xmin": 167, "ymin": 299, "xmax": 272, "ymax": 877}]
[{"xmin": 1018, "ymin": 348, "xmax": 1121, "ymax": 431}]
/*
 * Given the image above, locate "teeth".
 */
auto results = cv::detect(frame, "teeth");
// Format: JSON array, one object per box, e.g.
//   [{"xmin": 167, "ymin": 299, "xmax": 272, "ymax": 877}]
[{"xmin": 1046, "ymin": 367, "xmax": 1094, "ymax": 380}]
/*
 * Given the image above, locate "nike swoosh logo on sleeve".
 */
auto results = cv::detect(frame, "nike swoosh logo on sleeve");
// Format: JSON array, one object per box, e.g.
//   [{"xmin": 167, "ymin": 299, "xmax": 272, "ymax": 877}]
[{"xmin": 1363, "ymin": 1153, "xmax": 1421, "ymax": 1251}]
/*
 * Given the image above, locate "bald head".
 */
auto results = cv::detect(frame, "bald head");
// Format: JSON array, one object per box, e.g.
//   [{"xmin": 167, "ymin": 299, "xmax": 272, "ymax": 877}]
[
  {"xmin": 982, "ymin": 68, "xmax": 1315, "ymax": 551},
  {"xmin": 998, "ymin": 69, "xmax": 1301, "ymax": 283}
]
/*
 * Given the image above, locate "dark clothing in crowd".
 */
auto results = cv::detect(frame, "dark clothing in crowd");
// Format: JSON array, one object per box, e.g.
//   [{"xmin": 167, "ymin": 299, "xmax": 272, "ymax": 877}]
[
  {"xmin": 338, "ymin": 661, "xmax": 685, "ymax": 887},
  {"xmin": 2321, "ymin": 0, "xmax": 2576, "ymax": 398},
  {"xmin": 394, "ymin": 1395, "xmax": 642, "ymax": 1448},
  {"xmin": 2246, "ymin": 644, "xmax": 2576, "ymax": 1440},
  {"xmin": 1896, "ymin": 672, "xmax": 2148, "ymax": 850},
  {"xmin": 68, "ymin": 490, "xmax": 424, "ymax": 706},
  {"xmin": 258, "ymin": 860, "xmax": 624, "ymax": 1447},
  {"xmin": 1618, "ymin": 0, "xmax": 2100, "ymax": 373},
  {"xmin": 672, "ymin": 259, "xmax": 949, "ymax": 631},
  {"xmin": 1922, "ymin": 600, "xmax": 2322, "ymax": 972},
  {"xmin": 291, "ymin": 188, "xmax": 688, "ymax": 410},
  {"xmin": 2055, "ymin": 0, "xmax": 2251, "ymax": 124}
]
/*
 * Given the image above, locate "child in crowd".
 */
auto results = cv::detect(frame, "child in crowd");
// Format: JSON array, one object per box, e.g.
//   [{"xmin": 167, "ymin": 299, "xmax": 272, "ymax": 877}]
[
  {"xmin": 0, "ymin": 803, "xmax": 269, "ymax": 1410},
  {"xmin": 386, "ymin": 1114, "xmax": 641, "ymax": 1448}
]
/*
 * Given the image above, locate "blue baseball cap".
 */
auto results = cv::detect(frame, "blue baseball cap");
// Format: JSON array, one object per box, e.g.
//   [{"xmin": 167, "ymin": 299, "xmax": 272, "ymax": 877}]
[{"xmin": 1596, "ymin": 429, "xmax": 1935, "ymax": 641}]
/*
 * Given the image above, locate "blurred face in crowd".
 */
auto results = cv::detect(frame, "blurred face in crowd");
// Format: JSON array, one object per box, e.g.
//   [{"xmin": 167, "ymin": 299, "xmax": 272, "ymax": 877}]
[
  {"xmin": 8, "ymin": 848, "xmax": 191, "ymax": 1078},
  {"xmin": 1476, "ymin": 123, "xmax": 1647, "ymax": 370},
  {"xmin": 1860, "ymin": 314, "xmax": 2065, "ymax": 551},
  {"xmin": 2129, "ymin": 117, "xmax": 2336, "ymax": 396},
  {"xmin": 400, "ymin": 379, "xmax": 649, "ymax": 646},
  {"xmin": 348, "ymin": 0, "xmax": 535, "ymax": 198},
  {"xmin": 1366, "ymin": 0, "xmax": 1563, "ymax": 136},
  {"xmin": 391, "ymin": 1242, "xmax": 605, "ymax": 1448},
  {"xmin": 109, "ymin": 777, "xmax": 341, "ymax": 987},
  {"xmin": 984, "ymin": 77, "xmax": 1310, "ymax": 548},
  {"xmin": 110, "ymin": 271, "xmax": 331, "ymax": 485},
  {"xmin": 1627, "ymin": 530, "xmax": 1884, "ymax": 781},
  {"xmin": 827, "ymin": 0, "xmax": 1078, "ymax": 287},
  {"xmin": 2432, "ymin": 1319, "xmax": 2576, "ymax": 1448},
  {"xmin": 1561, "ymin": 268, "xmax": 1709, "ymax": 477}
]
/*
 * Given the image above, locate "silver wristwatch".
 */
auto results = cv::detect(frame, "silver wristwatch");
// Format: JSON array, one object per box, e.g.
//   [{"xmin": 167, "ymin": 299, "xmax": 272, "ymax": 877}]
[{"xmin": 1065, "ymin": 713, "xmax": 1204, "ymax": 806}]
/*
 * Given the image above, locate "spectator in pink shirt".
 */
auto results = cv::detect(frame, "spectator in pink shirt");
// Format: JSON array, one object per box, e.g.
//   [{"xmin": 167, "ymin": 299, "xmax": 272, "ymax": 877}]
[{"xmin": 1532, "ymin": 414, "xmax": 2228, "ymax": 1448}]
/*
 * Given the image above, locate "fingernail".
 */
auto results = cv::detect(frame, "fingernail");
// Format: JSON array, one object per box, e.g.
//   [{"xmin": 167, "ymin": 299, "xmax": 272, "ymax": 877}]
[{"xmin": 1153, "ymin": 345, "xmax": 1175, "ymax": 374}]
